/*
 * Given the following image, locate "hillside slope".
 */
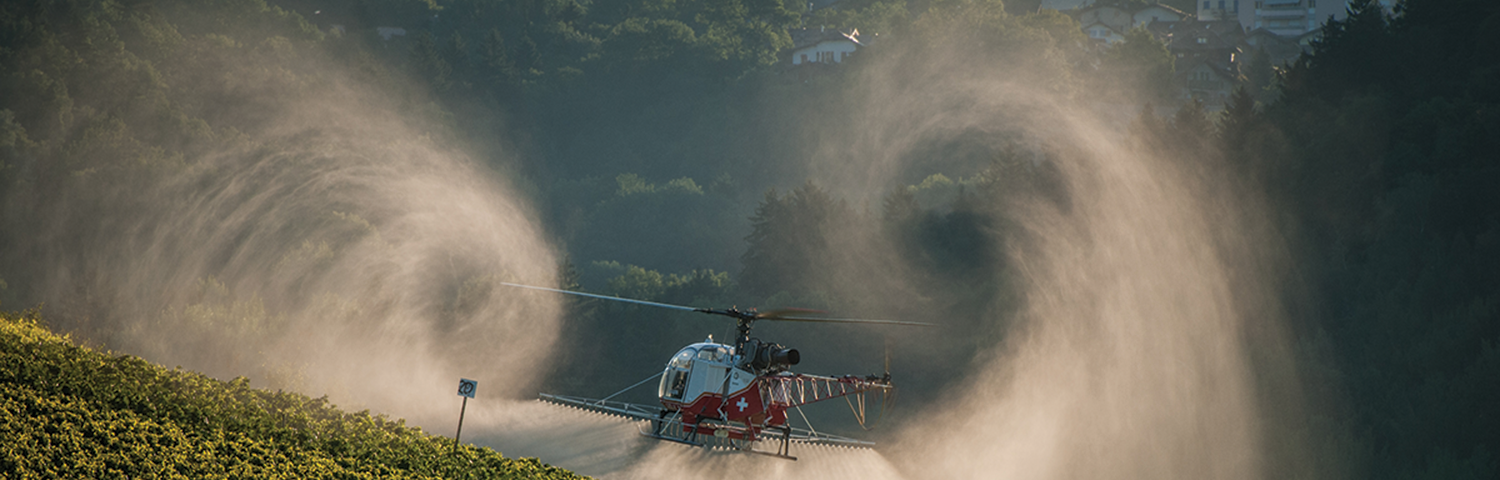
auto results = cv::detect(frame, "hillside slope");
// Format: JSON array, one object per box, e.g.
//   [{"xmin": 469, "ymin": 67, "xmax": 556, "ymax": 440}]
[{"xmin": 0, "ymin": 309, "xmax": 585, "ymax": 479}]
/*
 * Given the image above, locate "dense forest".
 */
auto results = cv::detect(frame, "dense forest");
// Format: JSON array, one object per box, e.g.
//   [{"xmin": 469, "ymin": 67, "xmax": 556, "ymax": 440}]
[
  {"xmin": 1, "ymin": 0, "xmax": 1496, "ymax": 478},
  {"xmin": 1248, "ymin": 1, "xmax": 1500, "ymax": 476}
]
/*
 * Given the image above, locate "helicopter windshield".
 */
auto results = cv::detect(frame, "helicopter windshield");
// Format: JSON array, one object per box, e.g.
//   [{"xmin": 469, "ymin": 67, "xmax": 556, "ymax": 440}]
[
  {"xmin": 668, "ymin": 349, "xmax": 693, "ymax": 369},
  {"xmin": 660, "ymin": 348, "xmax": 695, "ymax": 400},
  {"xmin": 696, "ymin": 346, "xmax": 730, "ymax": 364}
]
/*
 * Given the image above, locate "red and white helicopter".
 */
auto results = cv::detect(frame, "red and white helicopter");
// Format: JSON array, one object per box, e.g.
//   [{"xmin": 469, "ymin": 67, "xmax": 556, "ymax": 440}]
[{"xmin": 503, "ymin": 283, "xmax": 931, "ymax": 460}]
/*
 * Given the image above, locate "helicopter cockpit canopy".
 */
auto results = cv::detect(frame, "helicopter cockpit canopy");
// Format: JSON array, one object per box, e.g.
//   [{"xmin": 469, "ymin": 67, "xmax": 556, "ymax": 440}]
[{"xmin": 658, "ymin": 342, "xmax": 734, "ymax": 401}]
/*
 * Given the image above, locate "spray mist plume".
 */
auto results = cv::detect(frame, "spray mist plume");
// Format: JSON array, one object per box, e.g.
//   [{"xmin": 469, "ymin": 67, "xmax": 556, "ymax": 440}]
[
  {"xmin": 810, "ymin": 16, "xmax": 1306, "ymax": 480},
  {"xmin": 5, "ymin": 44, "xmax": 565, "ymax": 429},
  {"xmin": 487, "ymin": 7, "xmax": 1315, "ymax": 479},
  {"xmin": 1, "ymin": 4, "xmax": 1320, "ymax": 479}
]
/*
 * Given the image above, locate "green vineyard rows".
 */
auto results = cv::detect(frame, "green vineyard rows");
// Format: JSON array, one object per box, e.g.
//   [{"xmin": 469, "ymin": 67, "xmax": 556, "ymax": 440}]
[{"xmin": 0, "ymin": 309, "xmax": 586, "ymax": 479}]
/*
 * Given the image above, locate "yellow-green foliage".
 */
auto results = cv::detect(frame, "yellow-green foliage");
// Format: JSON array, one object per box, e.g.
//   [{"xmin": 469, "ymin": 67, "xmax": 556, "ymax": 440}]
[{"xmin": 0, "ymin": 309, "xmax": 587, "ymax": 480}]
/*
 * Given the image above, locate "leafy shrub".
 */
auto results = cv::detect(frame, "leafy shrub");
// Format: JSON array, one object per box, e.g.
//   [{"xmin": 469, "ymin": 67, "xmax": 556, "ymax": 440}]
[{"xmin": 0, "ymin": 309, "xmax": 586, "ymax": 479}]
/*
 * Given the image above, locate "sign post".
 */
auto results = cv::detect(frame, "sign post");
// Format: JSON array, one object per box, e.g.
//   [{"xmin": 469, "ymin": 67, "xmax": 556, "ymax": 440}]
[{"xmin": 455, "ymin": 378, "xmax": 477, "ymax": 450}]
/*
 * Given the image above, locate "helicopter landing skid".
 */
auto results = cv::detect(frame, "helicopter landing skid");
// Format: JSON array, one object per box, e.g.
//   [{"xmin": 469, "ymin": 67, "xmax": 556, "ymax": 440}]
[
  {"xmin": 734, "ymin": 426, "xmax": 798, "ymax": 461},
  {"xmin": 638, "ymin": 430, "xmax": 799, "ymax": 461},
  {"xmin": 641, "ymin": 416, "xmax": 799, "ymax": 461},
  {"xmin": 639, "ymin": 431, "xmax": 706, "ymax": 448},
  {"xmin": 539, "ymin": 393, "xmax": 869, "ymax": 460},
  {"xmin": 739, "ymin": 448, "xmax": 798, "ymax": 461}
]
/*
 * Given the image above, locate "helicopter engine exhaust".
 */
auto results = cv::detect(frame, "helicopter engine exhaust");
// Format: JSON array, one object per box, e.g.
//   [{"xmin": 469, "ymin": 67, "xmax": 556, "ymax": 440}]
[
  {"xmin": 772, "ymin": 347, "xmax": 801, "ymax": 367},
  {"xmin": 748, "ymin": 340, "xmax": 800, "ymax": 372}
]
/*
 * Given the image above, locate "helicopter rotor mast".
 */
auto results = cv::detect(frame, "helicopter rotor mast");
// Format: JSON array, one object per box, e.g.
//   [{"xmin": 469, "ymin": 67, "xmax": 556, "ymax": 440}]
[{"xmin": 697, "ymin": 307, "xmax": 758, "ymax": 355}]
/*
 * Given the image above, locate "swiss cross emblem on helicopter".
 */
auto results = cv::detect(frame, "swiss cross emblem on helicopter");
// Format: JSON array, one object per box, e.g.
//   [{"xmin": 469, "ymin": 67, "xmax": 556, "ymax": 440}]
[{"xmin": 504, "ymin": 282, "xmax": 932, "ymax": 461}]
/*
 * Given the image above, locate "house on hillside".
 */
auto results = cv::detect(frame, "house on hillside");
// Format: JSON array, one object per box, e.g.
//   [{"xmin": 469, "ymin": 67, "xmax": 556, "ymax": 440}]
[
  {"xmin": 1077, "ymin": 5, "xmax": 1133, "ymax": 43},
  {"xmin": 1199, "ymin": 0, "xmax": 1392, "ymax": 37},
  {"xmin": 1162, "ymin": 19, "xmax": 1244, "ymax": 67},
  {"xmin": 788, "ymin": 27, "xmax": 863, "ymax": 66},
  {"xmin": 1082, "ymin": 21, "xmax": 1126, "ymax": 43},
  {"xmin": 1048, "ymin": 1, "xmax": 1311, "ymax": 111},
  {"xmin": 1240, "ymin": 27, "xmax": 1307, "ymax": 65},
  {"xmin": 1073, "ymin": 3, "xmax": 1188, "ymax": 44},
  {"xmin": 1143, "ymin": 18, "xmax": 1245, "ymax": 110},
  {"xmin": 1248, "ymin": 0, "xmax": 1320, "ymax": 36},
  {"xmin": 1133, "ymin": 3, "xmax": 1188, "ymax": 25},
  {"xmin": 1176, "ymin": 58, "xmax": 1239, "ymax": 106}
]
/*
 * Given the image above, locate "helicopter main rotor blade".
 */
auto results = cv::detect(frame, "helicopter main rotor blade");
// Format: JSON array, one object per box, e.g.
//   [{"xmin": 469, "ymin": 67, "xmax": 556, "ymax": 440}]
[
  {"xmin": 761, "ymin": 315, "xmax": 934, "ymax": 327},
  {"xmin": 756, "ymin": 308, "xmax": 827, "ymax": 319},
  {"xmin": 501, "ymin": 282, "xmax": 930, "ymax": 326},
  {"xmin": 500, "ymin": 282, "xmax": 702, "ymax": 313}
]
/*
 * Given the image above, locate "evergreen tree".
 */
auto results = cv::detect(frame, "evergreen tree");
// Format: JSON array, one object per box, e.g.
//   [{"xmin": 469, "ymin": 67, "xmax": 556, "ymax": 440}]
[
  {"xmin": 516, "ymin": 34, "xmax": 541, "ymax": 74},
  {"xmin": 1292, "ymin": 0, "xmax": 1392, "ymax": 102},
  {"xmin": 882, "ymin": 187, "xmax": 920, "ymax": 225},
  {"xmin": 1218, "ymin": 86, "xmax": 1257, "ymax": 153},
  {"xmin": 1130, "ymin": 101, "xmax": 1166, "ymax": 148},
  {"xmin": 444, "ymin": 31, "xmax": 472, "ymax": 89},
  {"xmin": 479, "ymin": 28, "xmax": 515, "ymax": 83},
  {"xmin": 1241, "ymin": 46, "xmax": 1276, "ymax": 103},
  {"xmin": 1169, "ymin": 98, "xmax": 1212, "ymax": 154},
  {"xmin": 739, "ymin": 182, "xmax": 852, "ymax": 298},
  {"xmin": 411, "ymin": 32, "xmax": 453, "ymax": 92},
  {"xmin": 1102, "ymin": 26, "xmax": 1176, "ymax": 102},
  {"xmin": 557, "ymin": 258, "xmax": 581, "ymax": 292}
]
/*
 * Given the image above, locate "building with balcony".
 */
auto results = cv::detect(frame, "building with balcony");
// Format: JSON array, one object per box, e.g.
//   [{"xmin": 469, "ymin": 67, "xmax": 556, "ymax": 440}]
[
  {"xmin": 1176, "ymin": 58, "xmax": 1240, "ymax": 105},
  {"xmin": 1200, "ymin": 0, "xmax": 1394, "ymax": 36}
]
